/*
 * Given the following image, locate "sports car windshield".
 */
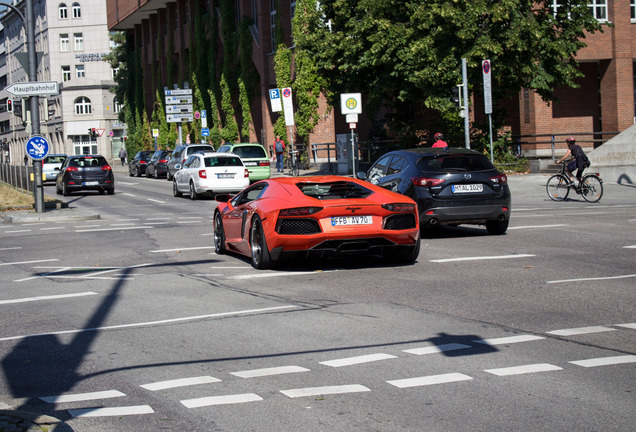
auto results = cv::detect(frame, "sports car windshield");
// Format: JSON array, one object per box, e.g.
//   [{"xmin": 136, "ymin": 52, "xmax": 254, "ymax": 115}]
[{"xmin": 296, "ymin": 181, "xmax": 373, "ymax": 200}]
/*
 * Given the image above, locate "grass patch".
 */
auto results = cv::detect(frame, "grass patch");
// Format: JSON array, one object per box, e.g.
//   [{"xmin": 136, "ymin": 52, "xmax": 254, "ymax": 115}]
[{"xmin": 0, "ymin": 182, "xmax": 62, "ymax": 211}]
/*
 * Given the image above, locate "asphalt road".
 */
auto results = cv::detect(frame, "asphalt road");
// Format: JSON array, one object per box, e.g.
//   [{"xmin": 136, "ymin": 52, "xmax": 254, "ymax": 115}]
[{"xmin": 0, "ymin": 169, "xmax": 634, "ymax": 431}]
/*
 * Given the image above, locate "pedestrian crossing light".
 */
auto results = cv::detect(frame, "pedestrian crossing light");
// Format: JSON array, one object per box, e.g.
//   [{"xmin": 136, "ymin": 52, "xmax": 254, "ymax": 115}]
[
  {"xmin": 6, "ymin": 99, "xmax": 12, "ymax": 112},
  {"xmin": 451, "ymin": 87, "xmax": 461, "ymax": 109}
]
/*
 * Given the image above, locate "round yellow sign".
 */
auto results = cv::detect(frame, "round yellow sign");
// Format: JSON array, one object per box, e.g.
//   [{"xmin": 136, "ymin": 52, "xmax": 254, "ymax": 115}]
[{"xmin": 346, "ymin": 98, "xmax": 358, "ymax": 110}]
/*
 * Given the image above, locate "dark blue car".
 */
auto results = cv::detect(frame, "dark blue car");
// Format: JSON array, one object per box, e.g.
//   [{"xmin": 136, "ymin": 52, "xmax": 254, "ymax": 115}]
[{"xmin": 360, "ymin": 147, "xmax": 511, "ymax": 234}]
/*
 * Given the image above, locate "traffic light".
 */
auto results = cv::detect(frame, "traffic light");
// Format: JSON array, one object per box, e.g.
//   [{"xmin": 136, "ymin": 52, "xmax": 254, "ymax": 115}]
[
  {"xmin": 6, "ymin": 99, "xmax": 12, "ymax": 112},
  {"xmin": 92, "ymin": 128, "xmax": 97, "ymax": 140},
  {"xmin": 13, "ymin": 100, "xmax": 22, "ymax": 118},
  {"xmin": 451, "ymin": 87, "xmax": 461, "ymax": 108}
]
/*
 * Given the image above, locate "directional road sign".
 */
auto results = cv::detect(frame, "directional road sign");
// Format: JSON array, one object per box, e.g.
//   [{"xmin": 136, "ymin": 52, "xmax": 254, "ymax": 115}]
[
  {"xmin": 26, "ymin": 136, "xmax": 50, "ymax": 160},
  {"xmin": 165, "ymin": 95, "xmax": 193, "ymax": 105},
  {"xmin": 166, "ymin": 104, "xmax": 193, "ymax": 114},
  {"xmin": 201, "ymin": 128, "xmax": 210, "ymax": 137},
  {"xmin": 167, "ymin": 114, "xmax": 194, "ymax": 123},
  {"xmin": 5, "ymin": 81, "xmax": 59, "ymax": 97},
  {"xmin": 165, "ymin": 89, "xmax": 193, "ymax": 96}
]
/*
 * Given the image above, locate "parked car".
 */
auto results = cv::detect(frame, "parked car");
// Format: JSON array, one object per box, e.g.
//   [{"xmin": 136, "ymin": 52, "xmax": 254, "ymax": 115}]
[
  {"xmin": 359, "ymin": 147, "xmax": 511, "ymax": 235},
  {"xmin": 216, "ymin": 143, "xmax": 271, "ymax": 182},
  {"xmin": 173, "ymin": 152, "xmax": 250, "ymax": 200},
  {"xmin": 42, "ymin": 154, "xmax": 67, "ymax": 182},
  {"xmin": 167, "ymin": 144, "xmax": 215, "ymax": 180},
  {"xmin": 128, "ymin": 150, "xmax": 154, "ymax": 177},
  {"xmin": 146, "ymin": 149, "xmax": 171, "ymax": 178},
  {"xmin": 55, "ymin": 154, "xmax": 114, "ymax": 196},
  {"xmin": 213, "ymin": 176, "xmax": 420, "ymax": 269}
]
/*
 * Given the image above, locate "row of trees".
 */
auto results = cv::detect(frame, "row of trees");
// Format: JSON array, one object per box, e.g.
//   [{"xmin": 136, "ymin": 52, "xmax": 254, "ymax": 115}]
[{"xmin": 107, "ymin": 0, "xmax": 603, "ymax": 160}]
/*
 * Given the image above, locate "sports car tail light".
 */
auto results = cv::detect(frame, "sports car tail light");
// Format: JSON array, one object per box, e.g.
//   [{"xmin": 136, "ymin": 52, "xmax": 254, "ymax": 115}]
[
  {"xmin": 244, "ymin": 169, "xmax": 250, "ymax": 178},
  {"xmin": 382, "ymin": 203, "xmax": 415, "ymax": 213},
  {"xmin": 489, "ymin": 173, "xmax": 508, "ymax": 184},
  {"xmin": 279, "ymin": 207, "xmax": 323, "ymax": 216},
  {"xmin": 411, "ymin": 177, "xmax": 445, "ymax": 187},
  {"xmin": 199, "ymin": 170, "xmax": 207, "ymax": 178},
  {"xmin": 258, "ymin": 161, "xmax": 270, "ymax": 166}
]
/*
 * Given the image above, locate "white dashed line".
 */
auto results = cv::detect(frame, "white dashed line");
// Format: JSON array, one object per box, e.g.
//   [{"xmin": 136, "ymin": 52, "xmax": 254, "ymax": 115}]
[
  {"xmin": 149, "ymin": 246, "xmax": 214, "ymax": 253},
  {"xmin": 280, "ymin": 384, "xmax": 370, "ymax": 398},
  {"xmin": 40, "ymin": 390, "xmax": 126, "ymax": 404},
  {"xmin": 75, "ymin": 226, "xmax": 154, "ymax": 233},
  {"xmin": 229, "ymin": 270, "xmax": 330, "ymax": 280},
  {"xmin": 140, "ymin": 376, "xmax": 221, "ymax": 391},
  {"xmin": 69, "ymin": 405, "xmax": 154, "ymax": 417},
  {"xmin": 546, "ymin": 326, "xmax": 616, "ymax": 336},
  {"xmin": 181, "ymin": 393, "xmax": 263, "ymax": 408},
  {"xmin": 403, "ymin": 343, "xmax": 472, "ymax": 356},
  {"xmin": 473, "ymin": 335, "xmax": 545, "ymax": 345},
  {"xmin": 484, "ymin": 363, "xmax": 562, "ymax": 376},
  {"xmin": 0, "ymin": 292, "xmax": 97, "ymax": 305},
  {"xmin": 0, "ymin": 259, "xmax": 59, "ymax": 266},
  {"xmin": 387, "ymin": 373, "xmax": 473, "ymax": 388},
  {"xmin": 616, "ymin": 323, "xmax": 636, "ymax": 329},
  {"xmin": 547, "ymin": 274, "xmax": 636, "ymax": 284},
  {"xmin": 430, "ymin": 254, "xmax": 535, "ymax": 263},
  {"xmin": 320, "ymin": 353, "xmax": 397, "ymax": 367},
  {"xmin": 231, "ymin": 366, "xmax": 310, "ymax": 378},
  {"xmin": 569, "ymin": 355, "xmax": 636, "ymax": 368},
  {"xmin": 508, "ymin": 224, "xmax": 568, "ymax": 230}
]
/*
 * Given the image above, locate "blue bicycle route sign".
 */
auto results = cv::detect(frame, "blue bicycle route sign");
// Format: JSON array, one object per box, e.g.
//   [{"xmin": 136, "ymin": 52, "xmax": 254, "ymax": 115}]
[{"xmin": 26, "ymin": 136, "xmax": 50, "ymax": 160}]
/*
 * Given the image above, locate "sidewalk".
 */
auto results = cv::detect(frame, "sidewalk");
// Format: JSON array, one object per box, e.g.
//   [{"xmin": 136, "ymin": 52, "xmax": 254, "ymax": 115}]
[{"xmin": 0, "ymin": 409, "xmax": 72, "ymax": 432}]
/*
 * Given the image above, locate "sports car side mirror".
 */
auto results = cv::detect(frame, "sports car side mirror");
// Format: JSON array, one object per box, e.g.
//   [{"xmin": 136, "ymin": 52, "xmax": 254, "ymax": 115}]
[{"xmin": 357, "ymin": 172, "xmax": 367, "ymax": 180}]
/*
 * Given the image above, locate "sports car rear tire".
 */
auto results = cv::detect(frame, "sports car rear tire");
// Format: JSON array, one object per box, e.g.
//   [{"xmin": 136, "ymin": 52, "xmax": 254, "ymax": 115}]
[
  {"xmin": 386, "ymin": 235, "xmax": 420, "ymax": 264},
  {"xmin": 250, "ymin": 216, "xmax": 272, "ymax": 269},
  {"xmin": 213, "ymin": 212, "xmax": 226, "ymax": 254}
]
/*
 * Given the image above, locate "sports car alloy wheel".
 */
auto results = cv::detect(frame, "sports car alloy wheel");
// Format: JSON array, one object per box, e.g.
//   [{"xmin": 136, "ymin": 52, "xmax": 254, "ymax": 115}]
[
  {"xmin": 250, "ymin": 216, "xmax": 272, "ymax": 269},
  {"xmin": 214, "ymin": 212, "xmax": 226, "ymax": 254}
]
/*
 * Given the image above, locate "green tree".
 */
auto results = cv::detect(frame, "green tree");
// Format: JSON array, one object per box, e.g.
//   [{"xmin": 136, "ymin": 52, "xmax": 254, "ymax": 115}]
[{"xmin": 294, "ymin": 0, "xmax": 603, "ymax": 142}]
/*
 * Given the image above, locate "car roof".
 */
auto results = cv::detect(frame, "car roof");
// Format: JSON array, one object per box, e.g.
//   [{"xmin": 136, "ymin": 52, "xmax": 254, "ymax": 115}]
[
  {"xmin": 223, "ymin": 142, "xmax": 265, "ymax": 148},
  {"xmin": 386, "ymin": 147, "xmax": 483, "ymax": 158},
  {"xmin": 68, "ymin": 154, "xmax": 104, "ymax": 158}
]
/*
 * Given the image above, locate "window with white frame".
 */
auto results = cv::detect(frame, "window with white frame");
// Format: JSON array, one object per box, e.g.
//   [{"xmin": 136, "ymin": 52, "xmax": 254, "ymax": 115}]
[
  {"xmin": 111, "ymin": 67, "xmax": 119, "ymax": 79},
  {"xmin": 62, "ymin": 65, "xmax": 71, "ymax": 81},
  {"xmin": 270, "ymin": 0, "xmax": 277, "ymax": 52},
  {"xmin": 72, "ymin": 2, "xmax": 81, "ymax": 18},
  {"xmin": 74, "ymin": 33, "xmax": 83, "ymax": 51},
  {"xmin": 74, "ymin": 96, "xmax": 91, "ymax": 115},
  {"xmin": 631, "ymin": 0, "xmax": 636, "ymax": 21},
  {"xmin": 75, "ymin": 65, "xmax": 85, "ymax": 78},
  {"xmin": 548, "ymin": 0, "xmax": 561, "ymax": 17},
  {"xmin": 60, "ymin": 34, "xmax": 69, "ymax": 51},
  {"xmin": 588, "ymin": 0, "xmax": 607, "ymax": 21},
  {"xmin": 114, "ymin": 98, "xmax": 123, "ymax": 113},
  {"xmin": 59, "ymin": 3, "xmax": 68, "ymax": 19}
]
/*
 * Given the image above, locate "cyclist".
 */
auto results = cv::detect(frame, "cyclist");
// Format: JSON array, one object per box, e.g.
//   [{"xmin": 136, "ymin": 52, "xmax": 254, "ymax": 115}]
[
  {"xmin": 432, "ymin": 132, "xmax": 448, "ymax": 148},
  {"xmin": 557, "ymin": 137, "xmax": 590, "ymax": 186}
]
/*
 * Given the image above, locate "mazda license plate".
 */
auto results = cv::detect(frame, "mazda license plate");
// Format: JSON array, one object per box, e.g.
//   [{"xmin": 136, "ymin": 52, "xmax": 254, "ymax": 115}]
[
  {"xmin": 452, "ymin": 184, "xmax": 483, "ymax": 193},
  {"xmin": 331, "ymin": 215, "xmax": 373, "ymax": 226}
]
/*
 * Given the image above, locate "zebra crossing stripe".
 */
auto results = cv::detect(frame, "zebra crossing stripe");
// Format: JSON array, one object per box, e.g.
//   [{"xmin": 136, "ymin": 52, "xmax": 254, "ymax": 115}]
[
  {"xmin": 569, "ymin": 355, "xmax": 636, "ymax": 368},
  {"xmin": 40, "ymin": 390, "xmax": 125, "ymax": 403},
  {"xmin": 69, "ymin": 405, "xmax": 154, "ymax": 417},
  {"xmin": 281, "ymin": 384, "xmax": 370, "ymax": 398},
  {"xmin": 181, "ymin": 393, "xmax": 263, "ymax": 408},
  {"xmin": 140, "ymin": 376, "xmax": 221, "ymax": 391},
  {"xmin": 387, "ymin": 373, "xmax": 473, "ymax": 388},
  {"xmin": 485, "ymin": 363, "xmax": 562, "ymax": 376}
]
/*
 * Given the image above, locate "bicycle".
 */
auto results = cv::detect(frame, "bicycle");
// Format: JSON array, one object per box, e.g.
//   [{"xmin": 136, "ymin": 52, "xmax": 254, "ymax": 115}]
[
  {"xmin": 546, "ymin": 162, "xmax": 603, "ymax": 202},
  {"xmin": 286, "ymin": 148, "xmax": 299, "ymax": 176}
]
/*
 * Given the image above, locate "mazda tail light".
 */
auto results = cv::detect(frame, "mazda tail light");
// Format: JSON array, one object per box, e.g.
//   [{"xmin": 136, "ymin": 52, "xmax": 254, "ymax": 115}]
[
  {"xmin": 411, "ymin": 177, "xmax": 445, "ymax": 187},
  {"xmin": 489, "ymin": 173, "xmax": 508, "ymax": 184}
]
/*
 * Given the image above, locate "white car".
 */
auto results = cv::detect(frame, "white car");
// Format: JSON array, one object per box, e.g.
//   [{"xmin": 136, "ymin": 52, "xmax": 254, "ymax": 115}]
[
  {"xmin": 173, "ymin": 152, "xmax": 250, "ymax": 200},
  {"xmin": 42, "ymin": 154, "xmax": 67, "ymax": 182}
]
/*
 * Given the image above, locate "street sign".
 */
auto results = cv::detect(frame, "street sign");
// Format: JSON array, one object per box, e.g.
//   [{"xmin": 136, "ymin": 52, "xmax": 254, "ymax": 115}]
[
  {"xmin": 269, "ymin": 88, "xmax": 282, "ymax": 112},
  {"xmin": 165, "ymin": 95, "xmax": 193, "ymax": 105},
  {"xmin": 165, "ymin": 89, "xmax": 193, "ymax": 96},
  {"xmin": 167, "ymin": 114, "xmax": 194, "ymax": 123},
  {"xmin": 26, "ymin": 136, "xmax": 49, "ymax": 160},
  {"xmin": 482, "ymin": 59, "xmax": 492, "ymax": 115},
  {"xmin": 5, "ymin": 81, "xmax": 59, "ymax": 97},
  {"xmin": 194, "ymin": 111, "xmax": 201, "ymax": 119},
  {"xmin": 201, "ymin": 128, "xmax": 210, "ymax": 137},
  {"xmin": 166, "ymin": 104, "xmax": 193, "ymax": 114},
  {"xmin": 281, "ymin": 87, "xmax": 294, "ymax": 126},
  {"xmin": 341, "ymin": 93, "xmax": 362, "ymax": 115},
  {"xmin": 97, "ymin": 128, "xmax": 105, "ymax": 137},
  {"xmin": 152, "ymin": 129, "xmax": 159, "ymax": 137}
]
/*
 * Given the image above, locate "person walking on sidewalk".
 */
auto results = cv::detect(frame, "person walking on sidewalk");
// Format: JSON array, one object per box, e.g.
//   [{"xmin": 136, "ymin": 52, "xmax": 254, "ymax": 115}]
[
  {"xmin": 118, "ymin": 147, "xmax": 127, "ymax": 166},
  {"xmin": 274, "ymin": 135, "xmax": 285, "ymax": 173}
]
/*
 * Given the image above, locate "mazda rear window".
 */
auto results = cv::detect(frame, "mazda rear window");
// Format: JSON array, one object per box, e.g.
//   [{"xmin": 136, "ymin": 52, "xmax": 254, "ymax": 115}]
[
  {"xmin": 297, "ymin": 181, "xmax": 373, "ymax": 199},
  {"xmin": 417, "ymin": 155, "xmax": 495, "ymax": 172},
  {"xmin": 205, "ymin": 156, "xmax": 243, "ymax": 167}
]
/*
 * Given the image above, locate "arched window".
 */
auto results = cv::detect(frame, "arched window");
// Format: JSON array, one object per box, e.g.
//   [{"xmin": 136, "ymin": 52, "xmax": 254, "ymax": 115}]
[
  {"xmin": 72, "ymin": 2, "xmax": 81, "ymax": 18},
  {"xmin": 59, "ymin": 3, "xmax": 68, "ymax": 19},
  {"xmin": 74, "ymin": 97, "xmax": 91, "ymax": 115}
]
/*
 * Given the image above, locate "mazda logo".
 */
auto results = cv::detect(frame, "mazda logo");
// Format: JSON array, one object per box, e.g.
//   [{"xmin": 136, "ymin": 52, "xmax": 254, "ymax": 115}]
[{"xmin": 464, "ymin": 173, "xmax": 472, "ymax": 180}]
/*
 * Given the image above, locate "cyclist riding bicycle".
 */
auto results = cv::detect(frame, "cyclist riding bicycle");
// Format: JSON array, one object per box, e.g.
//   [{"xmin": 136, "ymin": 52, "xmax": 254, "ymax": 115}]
[{"xmin": 557, "ymin": 137, "xmax": 590, "ymax": 186}]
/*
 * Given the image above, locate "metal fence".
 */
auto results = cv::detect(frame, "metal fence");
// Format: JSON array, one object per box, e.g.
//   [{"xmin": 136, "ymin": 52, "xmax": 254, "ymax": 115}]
[
  {"xmin": 0, "ymin": 161, "xmax": 33, "ymax": 193},
  {"xmin": 508, "ymin": 131, "xmax": 619, "ymax": 162}
]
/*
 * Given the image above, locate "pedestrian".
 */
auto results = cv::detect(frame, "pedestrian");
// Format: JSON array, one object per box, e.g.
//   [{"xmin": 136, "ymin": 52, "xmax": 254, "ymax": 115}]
[
  {"xmin": 24, "ymin": 155, "xmax": 28, "ymax": 165},
  {"xmin": 274, "ymin": 135, "xmax": 285, "ymax": 173},
  {"xmin": 118, "ymin": 147, "xmax": 127, "ymax": 166},
  {"xmin": 432, "ymin": 133, "xmax": 448, "ymax": 148}
]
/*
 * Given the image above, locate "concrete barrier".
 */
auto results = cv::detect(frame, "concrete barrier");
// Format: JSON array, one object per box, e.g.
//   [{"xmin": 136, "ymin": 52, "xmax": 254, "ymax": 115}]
[{"xmin": 588, "ymin": 125, "xmax": 636, "ymax": 185}]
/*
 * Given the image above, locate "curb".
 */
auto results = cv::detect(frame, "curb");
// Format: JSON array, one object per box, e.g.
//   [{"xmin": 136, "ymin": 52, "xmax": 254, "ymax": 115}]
[
  {"xmin": 0, "ymin": 410, "xmax": 73, "ymax": 432},
  {"xmin": 0, "ymin": 208, "xmax": 101, "ymax": 224}
]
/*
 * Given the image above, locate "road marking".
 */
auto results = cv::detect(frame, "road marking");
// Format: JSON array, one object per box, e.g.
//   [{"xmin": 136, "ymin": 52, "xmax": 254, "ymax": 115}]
[
  {"xmin": 146, "ymin": 217, "xmax": 171, "ymax": 220},
  {"xmin": 403, "ymin": 343, "xmax": 472, "ymax": 356},
  {"xmin": 473, "ymin": 335, "xmax": 545, "ymax": 345},
  {"xmin": 546, "ymin": 326, "xmax": 616, "ymax": 336},
  {"xmin": 69, "ymin": 405, "xmax": 154, "ymax": 418},
  {"xmin": 508, "ymin": 224, "xmax": 568, "ymax": 230},
  {"xmin": 430, "ymin": 254, "xmax": 535, "ymax": 263},
  {"xmin": 39, "ymin": 226, "xmax": 65, "ymax": 231},
  {"xmin": 111, "ymin": 223, "xmax": 135, "ymax": 227},
  {"xmin": 231, "ymin": 366, "xmax": 310, "ymax": 378},
  {"xmin": 0, "ymin": 305, "xmax": 300, "ymax": 342},
  {"xmin": 484, "ymin": 363, "xmax": 562, "ymax": 376},
  {"xmin": 141, "ymin": 376, "xmax": 221, "ymax": 391},
  {"xmin": 0, "ymin": 292, "xmax": 97, "ymax": 305},
  {"xmin": 122, "ymin": 192, "xmax": 136, "ymax": 197},
  {"xmin": 0, "ymin": 247, "xmax": 21, "ymax": 251},
  {"xmin": 74, "ymin": 225, "xmax": 100, "ymax": 229},
  {"xmin": 181, "ymin": 393, "xmax": 262, "ymax": 408},
  {"xmin": 616, "ymin": 323, "xmax": 636, "ymax": 329},
  {"xmin": 192, "ymin": 274, "xmax": 224, "ymax": 277},
  {"xmin": 387, "ymin": 373, "xmax": 473, "ymax": 388},
  {"xmin": 75, "ymin": 226, "xmax": 154, "ymax": 233},
  {"xmin": 147, "ymin": 198, "xmax": 165, "ymax": 204},
  {"xmin": 320, "ymin": 353, "xmax": 397, "ymax": 367},
  {"xmin": 281, "ymin": 384, "xmax": 370, "ymax": 398},
  {"xmin": 547, "ymin": 274, "xmax": 636, "ymax": 284},
  {"xmin": 177, "ymin": 220, "xmax": 203, "ymax": 224},
  {"xmin": 144, "ymin": 222, "xmax": 169, "ymax": 225},
  {"xmin": 230, "ymin": 270, "xmax": 332, "ymax": 280},
  {"xmin": 623, "ymin": 245, "xmax": 636, "ymax": 249},
  {"xmin": 40, "ymin": 390, "xmax": 125, "ymax": 403},
  {"xmin": 0, "ymin": 258, "xmax": 59, "ymax": 266},
  {"xmin": 569, "ymin": 355, "xmax": 636, "ymax": 368},
  {"xmin": 150, "ymin": 246, "xmax": 214, "ymax": 253},
  {"xmin": 4, "ymin": 229, "xmax": 31, "ymax": 233}
]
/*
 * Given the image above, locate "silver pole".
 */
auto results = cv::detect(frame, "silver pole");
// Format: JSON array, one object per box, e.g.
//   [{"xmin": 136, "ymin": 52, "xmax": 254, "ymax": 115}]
[{"xmin": 462, "ymin": 58, "xmax": 470, "ymax": 149}]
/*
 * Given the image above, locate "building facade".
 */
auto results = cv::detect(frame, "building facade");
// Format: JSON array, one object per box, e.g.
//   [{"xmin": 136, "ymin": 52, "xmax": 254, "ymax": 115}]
[{"xmin": 1, "ymin": 0, "xmax": 122, "ymax": 164}]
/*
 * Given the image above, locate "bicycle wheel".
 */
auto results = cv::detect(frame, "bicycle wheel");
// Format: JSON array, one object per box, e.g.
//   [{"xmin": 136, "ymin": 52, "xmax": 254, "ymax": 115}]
[
  {"xmin": 291, "ymin": 158, "xmax": 299, "ymax": 176},
  {"xmin": 546, "ymin": 175, "xmax": 570, "ymax": 201},
  {"xmin": 580, "ymin": 175, "xmax": 603, "ymax": 203}
]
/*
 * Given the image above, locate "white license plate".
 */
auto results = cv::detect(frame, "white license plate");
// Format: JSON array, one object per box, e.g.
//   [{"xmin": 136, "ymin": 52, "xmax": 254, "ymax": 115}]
[
  {"xmin": 217, "ymin": 173, "xmax": 234, "ymax": 179},
  {"xmin": 83, "ymin": 181, "xmax": 99, "ymax": 186},
  {"xmin": 331, "ymin": 215, "xmax": 373, "ymax": 226},
  {"xmin": 243, "ymin": 162, "xmax": 257, "ymax": 166},
  {"xmin": 452, "ymin": 184, "xmax": 483, "ymax": 193}
]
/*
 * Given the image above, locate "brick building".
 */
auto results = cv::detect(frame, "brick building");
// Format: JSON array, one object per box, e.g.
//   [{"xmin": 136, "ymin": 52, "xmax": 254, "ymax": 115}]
[{"xmin": 107, "ymin": 0, "xmax": 636, "ymax": 159}]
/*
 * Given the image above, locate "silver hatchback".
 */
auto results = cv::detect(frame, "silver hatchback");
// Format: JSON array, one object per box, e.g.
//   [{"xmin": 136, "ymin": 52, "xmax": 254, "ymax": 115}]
[{"xmin": 42, "ymin": 154, "xmax": 67, "ymax": 182}]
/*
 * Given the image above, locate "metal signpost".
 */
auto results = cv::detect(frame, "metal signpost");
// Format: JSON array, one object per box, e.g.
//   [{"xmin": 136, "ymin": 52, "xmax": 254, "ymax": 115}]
[
  {"xmin": 281, "ymin": 87, "xmax": 295, "ymax": 158},
  {"xmin": 482, "ymin": 59, "xmax": 494, "ymax": 162},
  {"xmin": 340, "ymin": 93, "xmax": 362, "ymax": 177},
  {"xmin": 165, "ymin": 88, "xmax": 193, "ymax": 145}
]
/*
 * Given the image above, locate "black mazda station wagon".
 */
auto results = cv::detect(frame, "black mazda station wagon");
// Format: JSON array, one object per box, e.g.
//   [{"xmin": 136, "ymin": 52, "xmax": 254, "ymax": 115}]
[{"xmin": 359, "ymin": 147, "xmax": 511, "ymax": 234}]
